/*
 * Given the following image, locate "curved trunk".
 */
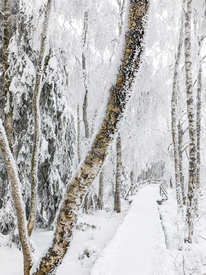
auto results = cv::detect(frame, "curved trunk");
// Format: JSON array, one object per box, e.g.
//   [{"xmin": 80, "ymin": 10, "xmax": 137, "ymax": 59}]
[
  {"xmin": 32, "ymin": 1, "xmax": 149, "ymax": 273},
  {"xmin": 27, "ymin": 0, "xmax": 52, "ymax": 237}
]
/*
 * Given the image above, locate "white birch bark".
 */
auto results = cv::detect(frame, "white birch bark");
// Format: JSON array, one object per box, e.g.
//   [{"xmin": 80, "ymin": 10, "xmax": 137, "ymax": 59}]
[
  {"xmin": 32, "ymin": 1, "xmax": 149, "ymax": 273},
  {"xmin": 195, "ymin": 39, "xmax": 202, "ymax": 215},
  {"xmin": 77, "ymin": 104, "xmax": 81, "ymax": 165},
  {"xmin": 184, "ymin": 0, "xmax": 197, "ymax": 243},
  {"xmin": 3, "ymin": 0, "xmax": 13, "ymax": 150},
  {"xmin": 0, "ymin": 120, "xmax": 32, "ymax": 275},
  {"xmin": 98, "ymin": 167, "xmax": 104, "ymax": 210},
  {"xmin": 82, "ymin": 11, "xmax": 89, "ymax": 139},
  {"xmin": 171, "ymin": 0, "xmax": 186, "ymax": 213},
  {"xmin": 114, "ymin": 132, "xmax": 121, "ymax": 213},
  {"xmin": 27, "ymin": 0, "xmax": 52, "ymax": 237}
]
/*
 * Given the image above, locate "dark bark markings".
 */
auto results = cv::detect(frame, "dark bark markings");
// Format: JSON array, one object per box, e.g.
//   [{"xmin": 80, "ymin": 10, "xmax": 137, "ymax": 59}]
[
  {"xmin": 171, "ymin": 0, "xmax": 185, "ymax": 212},
  {"xmin": 3, "ymin": 0, "xmax": 13, "ymax": 150},
  {"xmin": 32, "ymin": 1, "xmax": 149, "ymax": 274},
  {"xmin": 114, "ymin": 133, "xmax": 121, "ymax": 213},
  {"xmin": 184, "ymin": 0, "xmax": 197, "ymax": 243},
  {"xmin": 82, "ymin": 11, "xmax": 89, "ymax": 139},
  {"xmin": 27, "ymin": 0, "xmax": 52, "ymax": 237},
  {"xmin": 0, "ymin": 120, "xmax": 32, "ymax": 275}
]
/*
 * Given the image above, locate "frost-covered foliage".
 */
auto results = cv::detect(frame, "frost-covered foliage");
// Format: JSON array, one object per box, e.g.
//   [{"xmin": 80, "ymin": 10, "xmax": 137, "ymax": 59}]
[
  {"xmin": 0, "ymin": 1, "xmax": 76, "ymax": 238},
  {"xmin": 37, "ymin": 50, "xmax": 75, "ymax": 228}
]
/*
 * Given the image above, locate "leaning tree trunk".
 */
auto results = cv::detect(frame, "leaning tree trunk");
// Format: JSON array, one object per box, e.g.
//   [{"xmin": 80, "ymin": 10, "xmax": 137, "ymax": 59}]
[
  {"xmin": 114, "ymin": 132, "xmax": 122, "ymax": 213},
  {"xmin": 27, "ymin": 0, "xmax": 52, "ymax": 237},
  {"xmin": 3, "ymin": 0, "xmax": 13, "ymax": 150},
  {"xmin": 0, "ymin": 120, "xmax": 32, "ymax": 275},
  {"xmin": 184, "ymin": 0, "xmax": 197, "ymax": 244},
  {"xmin": 31, "ymin": 1, "xmax": 149, "ymax": 273},
  {"xmin": 171, "ymin": 0, "xmax": 186, "ymax": 213}
]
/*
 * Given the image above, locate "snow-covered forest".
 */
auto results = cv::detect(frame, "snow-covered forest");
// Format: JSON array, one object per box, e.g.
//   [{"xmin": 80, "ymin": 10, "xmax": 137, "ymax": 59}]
[{"xmin": 0, "ymin": 0, "xmax": 206, "ymax": 274}]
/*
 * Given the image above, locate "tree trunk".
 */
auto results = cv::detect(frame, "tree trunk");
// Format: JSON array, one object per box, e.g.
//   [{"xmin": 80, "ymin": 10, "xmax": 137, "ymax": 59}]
[
  {"xmin": 171, "ymin": 0, "xmax": 185, "ymax": 213},
  {"xmin": 177, "ymin": 121, "xmax": 185, "ymax": 205},
  {"xmin": 32, "ymin": 1, "xmax": 149, "ymax": 273},
  {"xmin": 130, "ymin": 170, "xmax": 134, "ymax": 196},
  {"xmin": 82, "ymin": 11, "xmax": 89, "ymax": 139},
  {"xmin": 83, "ymin": 192, "xmax": 89, "ymax": 214},
  {"xmin": 0, "ymin": 120, "xmax": 32, "ymax": 275},
  {"xmin": 3, "ymin": 0, "xmax": 13, "ymax": 150},
  {"xmin": 117, "ymin": 0, "xmax": 126, "ymax": 37},
  {"xmin": 114, "ymin": 133, "xmax": 121, "ymax": 213},
  {"xmin": 195, "ymin": 39, "xmax": 202, "ymax": 215},
  {"xmin": 0, "ymin": 1, "xmax": 3, "ymax": 118},
  {"xmin": 184, "ymin": 0, "xmax": 197, "ymax": 244},
  {"xmin": 77, "ymin": 104, "xmax": 81, "ymax": 165},
  {"xmin": 98, "ymin": 167, "xmax": 104, "ymax": 210},
  {"xmin": 27, "ymin": 0, "xmax": 52, "ymax": 237}
]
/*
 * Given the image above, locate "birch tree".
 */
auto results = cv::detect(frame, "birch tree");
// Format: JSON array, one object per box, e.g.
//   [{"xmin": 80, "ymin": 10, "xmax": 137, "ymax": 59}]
[
  {"xmin": 195, "ymin": 38, "xmax": 203, "ymax": 212},
  {"xmin": 98, "ymin": 167, "xmax": 104, "ymax": 210},
  {"xmin": 171, "ymin": 0, "xmax": 185, "ymax": 213},
  {"xmin": 114, "ymin": 132, "xmax": 122, "ymax": 213},
  {"xmin": 3, "ymin": 0, "xmax": 13, "ymax": 150},
  {"xmin": 32, "ymin": 0, "xmax": 149, "ymax": 273},
  {"xmin": 82, "ymin": 10, "xmax": 90, "ymax": 139},
  {"xmin": 184, "ymin": 0, "xmax": 197, "ymax": 243},
  {"xmin": 27, "ymin": 0, "xmax": 52, "ymax": 237},
  {"xmin": 0, "ymin": 0, "xmax": 149, "ymax": 273},
  {"xmin": 0, "ymin": 120, "xmax": 32, "ymax": 275}
]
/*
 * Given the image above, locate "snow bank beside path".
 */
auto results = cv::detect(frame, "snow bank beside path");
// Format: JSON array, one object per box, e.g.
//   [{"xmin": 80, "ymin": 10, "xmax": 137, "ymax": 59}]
[{"xmin": 91, "ymin": 184, "xmax": 176, "ymax": 275}]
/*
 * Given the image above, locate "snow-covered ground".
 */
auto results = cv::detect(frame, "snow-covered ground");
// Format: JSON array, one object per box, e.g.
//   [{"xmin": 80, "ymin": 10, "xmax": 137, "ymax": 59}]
[
  {"xmin": 159, "ymin": 188, "xmax": 206, "ymax": 275},
  {"xmin": 91, "ymin": 184, "xmax": 175, "ymax": 275},
  {"xmin": 0, "ymin": 201, "xmax": 129, "ymax": 275},
  {"xmin": 2, "ymin": 184, "xmax": 206, "ymax": 274}
]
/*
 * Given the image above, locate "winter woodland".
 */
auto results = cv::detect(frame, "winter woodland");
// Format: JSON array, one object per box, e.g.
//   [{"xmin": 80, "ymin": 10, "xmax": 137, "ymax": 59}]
[{"xmin": 0, "ymin": 0, "xmax": 206, "ymax": 274}]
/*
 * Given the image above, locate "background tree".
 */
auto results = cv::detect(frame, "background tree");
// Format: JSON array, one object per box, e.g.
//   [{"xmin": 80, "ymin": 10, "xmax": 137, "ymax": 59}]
[
  {"xmin": 114, "ymin": 132, "xmax": 122, "ymax": 213},
  {"xmin": 0, "ymin": 0, "xmax": 150, "ymax": 273}
]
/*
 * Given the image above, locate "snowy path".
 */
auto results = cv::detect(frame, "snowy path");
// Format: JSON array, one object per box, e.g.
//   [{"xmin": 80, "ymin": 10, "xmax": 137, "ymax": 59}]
[{"xmin": 91, "ymin": 184, "xmax": 175, "ymax": 275}]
